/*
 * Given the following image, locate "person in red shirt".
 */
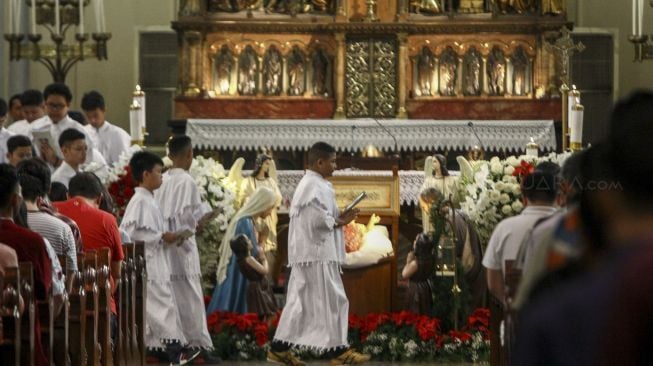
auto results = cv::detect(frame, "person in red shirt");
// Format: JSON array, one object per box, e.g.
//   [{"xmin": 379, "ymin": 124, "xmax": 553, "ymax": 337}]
[
  {"xmin": 54, "ymin": 172, "xmax": 124, "ymax": 341},
  {"xmin": 0, "ymin": 163, "xmax": 52, "ymax": 366}
]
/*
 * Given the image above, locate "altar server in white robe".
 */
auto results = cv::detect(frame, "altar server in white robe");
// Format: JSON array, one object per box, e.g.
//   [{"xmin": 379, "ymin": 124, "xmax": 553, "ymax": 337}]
[
  {"xmin": 154, "ymin": 135, "xmax": 214, "ymax": 350},
  {"xmin": 269, "ymin": 142, "xmax": 370, "ymax": 366},
  {"xmin": 120, "ymin": 151, "xmax": 197, "ymax": 365},
  {"xmin": 81, "ymin": 91, "xmax": 131, "ymax": 167}
]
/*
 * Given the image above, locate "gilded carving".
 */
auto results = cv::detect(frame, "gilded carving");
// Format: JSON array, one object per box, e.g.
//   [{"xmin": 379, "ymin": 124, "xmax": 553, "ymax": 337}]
[
  {"xmin": 541, "ymin": 0, "xmax": 564, "ymax": 15},
  {"xmin": 487, "ymin": 47, "xmax": 506, "ymax": 96},
  {"xmin": 287, "ymin": 46, "xmax": 306, "ymax": 96},
  {"xmin": 238, "ymin": 45, "xmax": 259, "ymax": 95},
  {"xmin": 263, "ymin": 46, "xmax": 283, "ymax": 96},
  {"xmin": 372, "ymin": 40, "xmax": 397, "ymax": 117},
  {"xmin": 213, "ymin": 45, "xmax": 235, "ymax": 95},
  {"xmin": 416, "ymin": 47, "xmax": 436, "ymax": 97},
  {"xmin": 312, "ymin": 48, "xmax": 330, "ymax": 96},
  {"xmin": 439, "ymin": 47, "xmax": 458, "ymax": 97},
  {"xmin": 511, "ymin": 46, "xmax": 529, "ymax": 96},
  {"xmin": 345, "ymin": 40, "xmax": 370, "ymax": 117},
  {"xmin": 463, "ymin": 47, "xmax": 481, "ymax": 96}
]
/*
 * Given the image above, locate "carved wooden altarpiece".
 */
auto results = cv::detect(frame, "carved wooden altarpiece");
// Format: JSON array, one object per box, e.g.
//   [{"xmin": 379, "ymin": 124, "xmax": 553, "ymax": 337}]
[{"xmin": 173, "ymin": 0, "xmax": 570, "ymax": 121}]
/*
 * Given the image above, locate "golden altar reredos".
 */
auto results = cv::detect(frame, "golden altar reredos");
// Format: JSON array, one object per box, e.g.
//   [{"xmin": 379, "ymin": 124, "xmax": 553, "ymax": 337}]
[{"xmin": 173, "ymin": 0, "xmax": 568, "ymax": 121}]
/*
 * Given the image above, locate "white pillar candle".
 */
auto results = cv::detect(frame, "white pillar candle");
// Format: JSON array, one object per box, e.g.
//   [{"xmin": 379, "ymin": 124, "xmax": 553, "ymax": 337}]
[
  {"xmin": 129, "ymin": 101, "xmax": 143, "ymax": 141},
  {"xmin": 133, "ymin": 85, "xmax": 146, "ymax": 134},
  {"xmin": 54, "ymin": 0, "xmax": 60, "ymax": 35},
  {"xmin": 8, "ymin": 0, "xmax": 14, "ymax": 34},
  {"xmin": 14, "ymin": 0, "xmax": 22, "ymax": 34},
  {"xmin": 570, "ymin": 104, "xmax": 584, "ymax": 146},
  {"xmin": 93, "ymin": 0, "xmax": 100, "ymax": 33},
  {"xmin": 99, "ymin": 0, "xmax": 106, "ymax": 32},
  {"xmin": 31, "ymin": 0, "xmax": 36, "ymax": 34},
  {"xmin": 638, "ymin": 0, "xmax": 644, "ymax": 37},
  {"xmin": 633, "ymin": 0, "xmax": 637, "ymax": 36},
  {"xmin": 526, "ymin": 137, "xmax": 539, "ymax": 157},
  {"xmin": 78, "ymin": 0, "xmax": 84, "ymax": 34}
]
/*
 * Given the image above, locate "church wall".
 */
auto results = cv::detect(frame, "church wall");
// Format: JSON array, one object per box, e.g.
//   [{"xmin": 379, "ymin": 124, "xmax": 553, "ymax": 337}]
[
  {"xmin": 569, "ymin": 0, "xmax": 653, "ymax": 98},
  {"xmin": 25, "ymin": 0, "xmax": 176, "ymax": 132}
]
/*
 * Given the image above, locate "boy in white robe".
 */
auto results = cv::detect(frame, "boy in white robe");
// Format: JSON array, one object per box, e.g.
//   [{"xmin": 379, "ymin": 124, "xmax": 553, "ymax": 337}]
[
  {"xmin": 269, "ymin": 142, "xmax": 370, "ymax": 366},
  {"xmin": 119, "ymin": 151, "xmax": 198, "ymax": 365},
  {"xmin": 154, "ymin": 136, "xmax": 217, "ymax": 359}
]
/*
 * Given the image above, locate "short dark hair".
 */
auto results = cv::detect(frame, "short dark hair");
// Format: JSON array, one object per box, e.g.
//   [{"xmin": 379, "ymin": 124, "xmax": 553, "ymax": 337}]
[
  {"xmin": 58, "ymin": 128, "xmax": 86, "ymax": 148},
  {"xmin": 20, "ymin": 89, "xmax": 44, "ymax": 107},
  {"xmin": 0, "ymin": 98, "xmax": 7, "ymax": 117},
  {"xmin": 129, "ymin": 151, "xmax": 163, "ymax": 183},
  {"xmin": 534, "ymin": 161, "xmax": 560, "ymax": 178},
  {"xmin": 49, "ymin": 181, "xmax": 68, "ymax": 202},
  {"xmin": 521, "ymin": 167, "xmax": 557, "ymax": 204},
  {"xmin": 67, "ymin": 111, "xmax": 86, "ymax": 125},
  {"xmin": 17, "ymin": 158, "xmax": 51, "ymax": 201},
  {"xmin": 308, "ymin": 141, "xmax": 336, "ymax": 165},
  {"xmin": 9, "ymin": 94, "xmax": 21, "ymax": 107},
  {"xmin": 167, "ymin": 135, "xmax": 192, "ymax": 157},
  {"xmin": 43, "ymin": 83, "xmax": 73, "ymax": 103},
  {"xmin": 69, "ymin": 172, "xmax": 103, "ymax": 199},
  {"xmin": 0, "ymin": 163, "xmax": 19, "ymax": 209},
  {"xmin": 609, "ymin": 90, "xmax": 653, "ymax": 205},
  {"xmin": 81, "ymin": 91, "xmax": 105, "ymax": 111},
  {"xmin": 7, "ymin": 135, "xmax": 32, "ymax": 154}
]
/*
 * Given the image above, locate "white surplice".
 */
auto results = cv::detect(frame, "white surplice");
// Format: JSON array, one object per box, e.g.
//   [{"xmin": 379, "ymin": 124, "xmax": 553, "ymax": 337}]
[
  {"xmin": 120, "ymin": 187, "xmax": 186, "ymax": 349},
  {"xmin": 0, "ymin": 127, "xmax": 15, "ymax": 164},
  {"xmin": 273, "ymin": 170, "xmax": 349, "ymax": 351},
  {"xmin": 154, "ymin": 168, "xmax": 213, "ymax": 349},
  {"xmin": 84, "ymin": 121, "xmax": 131, "ymax": 166}
]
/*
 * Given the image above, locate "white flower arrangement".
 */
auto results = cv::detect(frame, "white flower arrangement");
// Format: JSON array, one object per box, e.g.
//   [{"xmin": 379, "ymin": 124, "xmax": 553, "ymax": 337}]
[{"xmin": 459, "ymin": 152, "xmax": 571, "ymax": 244}]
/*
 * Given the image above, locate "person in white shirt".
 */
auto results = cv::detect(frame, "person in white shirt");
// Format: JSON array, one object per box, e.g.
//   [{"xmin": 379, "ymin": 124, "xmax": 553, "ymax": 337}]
[
  {"xmin": 154, "ymin": 136, "xmax": 215, "ymax": 354},
  {"xmin": 52, "ymin": 129, "xmax": 87, "ymax": 188},
  {"xmin": 82, "ymin": 91, "xmax": 131, "ymax": 167},
  {"xmin": 6, "ymin": 94, "xmax": 23, "ymax": 126},
  {"xmin": 120, "ymin": 151, "xmax": 198, "ymax": 366},
  {"xmin": 482, "ymin": 164, "xmax": 559, "ymax": 303},
  {"xmin": 269, "ymin": 142, "xmax": 370, "ymax": 366},
  {"xmin": 0, "ymin": 98, "xmax": 15, "ymax": 164},
  {"xmin": 7, "ymin": 89, "xmax": 50, "ymax": 139},
  {"xmin": 6, "ymin": 135, "xmax": 33, "ymax": 167},
  {"xmin": 33, "ymin": 83, "xmax": 97, "ymax": 169}
]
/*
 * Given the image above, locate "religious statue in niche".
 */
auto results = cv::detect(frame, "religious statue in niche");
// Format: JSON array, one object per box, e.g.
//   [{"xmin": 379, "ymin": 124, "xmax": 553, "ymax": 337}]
[
  {"xmin": 208, "ymin": 0, "xmax": 257, "ymax": 12},
  {"xmin": 213, "ymin": 45, "xmax": 234, "ymax": 95},
  {"xmin": 496, "ymin": 0, "xmax": 534, "ymax": 13},
  {"xmin": 487, "ymin": 47, "xmax": 506, "ymax": 96},
  {"xmin": 417, "ymin": 47, "xmax": 436, "ymax": 96},
  {"xmin": 312, "ymin": 48, "xmax": 330, "ymax": 96},
  {"xmin": 179, "ymin": 0, "xmax": 202, "ymax": 16},
  {"xmin": 263, "ymin": 46, "xmax": 283, "ymax": 96},
  {"xmin": 410, "ymin": 0, "xmax": 442, "ymax": 15},
  {"xmin": 439, "ymin": 47, "xmax": 458, "ymax": 97},
  {"xmin": 238, "ymin": 46, "xmax": 259, "ymax": 96},
  {"xmin": 458, "ymin": 0, "xmax": 486, "ymax": 13},
  {"xmin": 511, "ymin": 47, "xmax": 529, "ymax": 96},
  {"xmin": 541, "ymin": 0, "xmax": 564, "ymax": 15},
  {"xmin": 287, "ymin": 47, "xmax": 306, "ymax": 96},
  {"xmin": 462, "ymin": 47, "xmax": 481, "ymax": 96}
]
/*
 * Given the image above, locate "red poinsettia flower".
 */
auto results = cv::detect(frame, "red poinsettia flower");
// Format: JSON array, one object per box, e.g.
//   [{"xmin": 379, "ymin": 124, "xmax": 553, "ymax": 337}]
[
  {"xmin": 513, "ymin": 160, "xmax": 535, "ymax": 179},
  {"xmin": 254, "ymin": 322, "xmax": 269, "ymax": 346},
  {"xmin": 448, "ymin": 330, "xmax": 473, "ymax": 342}
]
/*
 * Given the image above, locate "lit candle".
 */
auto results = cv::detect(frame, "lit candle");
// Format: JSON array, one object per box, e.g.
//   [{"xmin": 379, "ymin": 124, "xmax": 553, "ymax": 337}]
[
  {"xmin": 570, "ymin": 104, "xmax": 584, "ymax": 151},
  {"xmin": 129, "ymin": 101, "xmax": 142, "ymax": 142},
  {"xmin": 31, "ymin": 0, "xmax": 36, "ymax": 34},
  {"xmin": 55, "ymin": 0, "xmax": 60, "ymax": 35},
  {"xmin": 633, "ymin": 0, "xmax": 637, "ymax": 36},
  {"xmin": 93, "ymin": 0, "xmax": 100, "ymax": 33},
  {"xmin": 133, "ymin": 85, "xmax": 146, "ymax": 135},
  {"xmin": 638, "ymin": 0, "xmax": 644, "ymax": 37},
  {"xmin": 526, "ymin": 137, "xmax": 539, "ymax": 157},
  {"xmin": 8, "ymin": 0, "xmax": 14, "ymax": 34},
  {"xmin": 78, "ymin": 0, "xmax": 84, "ymax": 34}
]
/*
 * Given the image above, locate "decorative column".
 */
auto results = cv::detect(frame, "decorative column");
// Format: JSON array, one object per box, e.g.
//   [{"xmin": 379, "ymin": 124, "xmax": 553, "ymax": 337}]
[
  {"xmin": 181, "ymin": 30, "xmax": 203, "ymax": 97},
  {"xmin": 336, "ymin": 0, "xmax": 347, "ymax": 21},
  {"xmin": 396, "ymin": 32, "xmax": 408, "ymax": 119},
  {"xmin": 334, "ymin": 32, "xmax": 346, "ymax": 119}
]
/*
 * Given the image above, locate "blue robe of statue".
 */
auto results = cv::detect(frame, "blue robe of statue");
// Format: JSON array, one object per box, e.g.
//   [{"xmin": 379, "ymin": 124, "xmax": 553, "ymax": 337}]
[{"xmin": 206, "ymin": 217, "xmax": 259, "ymax": 314}]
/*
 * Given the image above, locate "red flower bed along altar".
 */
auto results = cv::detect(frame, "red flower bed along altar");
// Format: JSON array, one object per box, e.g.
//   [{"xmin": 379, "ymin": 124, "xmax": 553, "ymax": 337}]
[{"xmin": 206, "ymin": 308, "xmax": 490, "ymax": 362}]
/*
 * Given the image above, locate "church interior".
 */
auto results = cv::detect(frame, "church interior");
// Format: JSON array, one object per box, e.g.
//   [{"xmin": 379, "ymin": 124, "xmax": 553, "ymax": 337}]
[{"xmin": 1, "ymin": 0, "xmax": 653, "ymax": 365}]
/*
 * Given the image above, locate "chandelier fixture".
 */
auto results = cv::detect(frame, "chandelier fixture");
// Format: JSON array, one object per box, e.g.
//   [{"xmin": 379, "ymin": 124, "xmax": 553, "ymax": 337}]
[
  {"xmin": 629, "ymin": 0, "xmax": 653, "ymax": 61},
  {"xmin": 4, "ymin": 0, "xmax": 111, "ymax": 82}
]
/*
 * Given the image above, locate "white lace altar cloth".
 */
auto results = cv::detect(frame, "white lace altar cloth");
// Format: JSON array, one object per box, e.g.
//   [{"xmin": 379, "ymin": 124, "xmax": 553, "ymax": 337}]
[
  {"xmin": 187, "ymin": 119, "xmax": 556, "ymax": 153},
  {"xmin": 258, "ymin": 170, "xmax": 439, "ymax": 208}
]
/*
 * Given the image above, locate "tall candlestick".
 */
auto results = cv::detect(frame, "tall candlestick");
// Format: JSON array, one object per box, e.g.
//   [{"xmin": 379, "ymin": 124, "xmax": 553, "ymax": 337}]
[
  {"xmin": 129, "ymin": 101, "xmax": 143, "ymax": 142},
  {"xmin": 99, "ymin": 0, "xmax": 106, "ymax": 32},
  {"xmin": 638, "ymin": 0, "xmax": 644, "ymax": 37},
  {"xmin": 8, "ymin": 0, "xmax": 14, "ymax": 34},
  {"xmin": 78, "ymin": 0, "xmax": 85, "ymax": 34},
  {"xmin": 30, "ymin": 0, "xmax": 36, "ymax": 34},
  {"xmin": 55, "ymin": 0, "xmax": 61, "ymax": 35},
  {"xmin": 633, "ymin": 0, "xmax": 637, "ymax": 36},
  {"xmin": 15, "ymin": 0, "xmax": 22, "ymax": 34}
]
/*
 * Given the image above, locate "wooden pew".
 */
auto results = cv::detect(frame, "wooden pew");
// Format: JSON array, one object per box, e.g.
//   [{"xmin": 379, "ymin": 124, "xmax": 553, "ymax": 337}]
[
  {"xmin": 68, "ymin": 264, "xmax": 87, "ymax": 366},
  {"xmin": 0, "ymin": 266, "xmax": 21, "ymax": 366},
  {"xmin": 113, "ymin": 253, "xmax": 123, "ymax": 366},
  {"xmin": 83, "ymin": 252, "xmax": 101, "ymax": 366},
  {"xmin": 54, "ymin": 256, "xmax": 71, "ymax": 366},
  {"xmin": 121, "ymin": 244, "xmax": 138, "ymax": 366},
  {"xmin": 96, "ymin": 248, "xmax": 113, "ymax": 366},
  {"xmin": 19, "ymin": 262, "xmax": 36, "ymax": 366},
  {"xmin": 502, "ymin": 260, "xmax": 522, "ymax": 366},
  {"xmin": 36, "ymin": 270, "xmax": 54, "ymax": 366},
  {"xmin": 133, "ymin": 242, "xmax": 146, "ymax": 366}
]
